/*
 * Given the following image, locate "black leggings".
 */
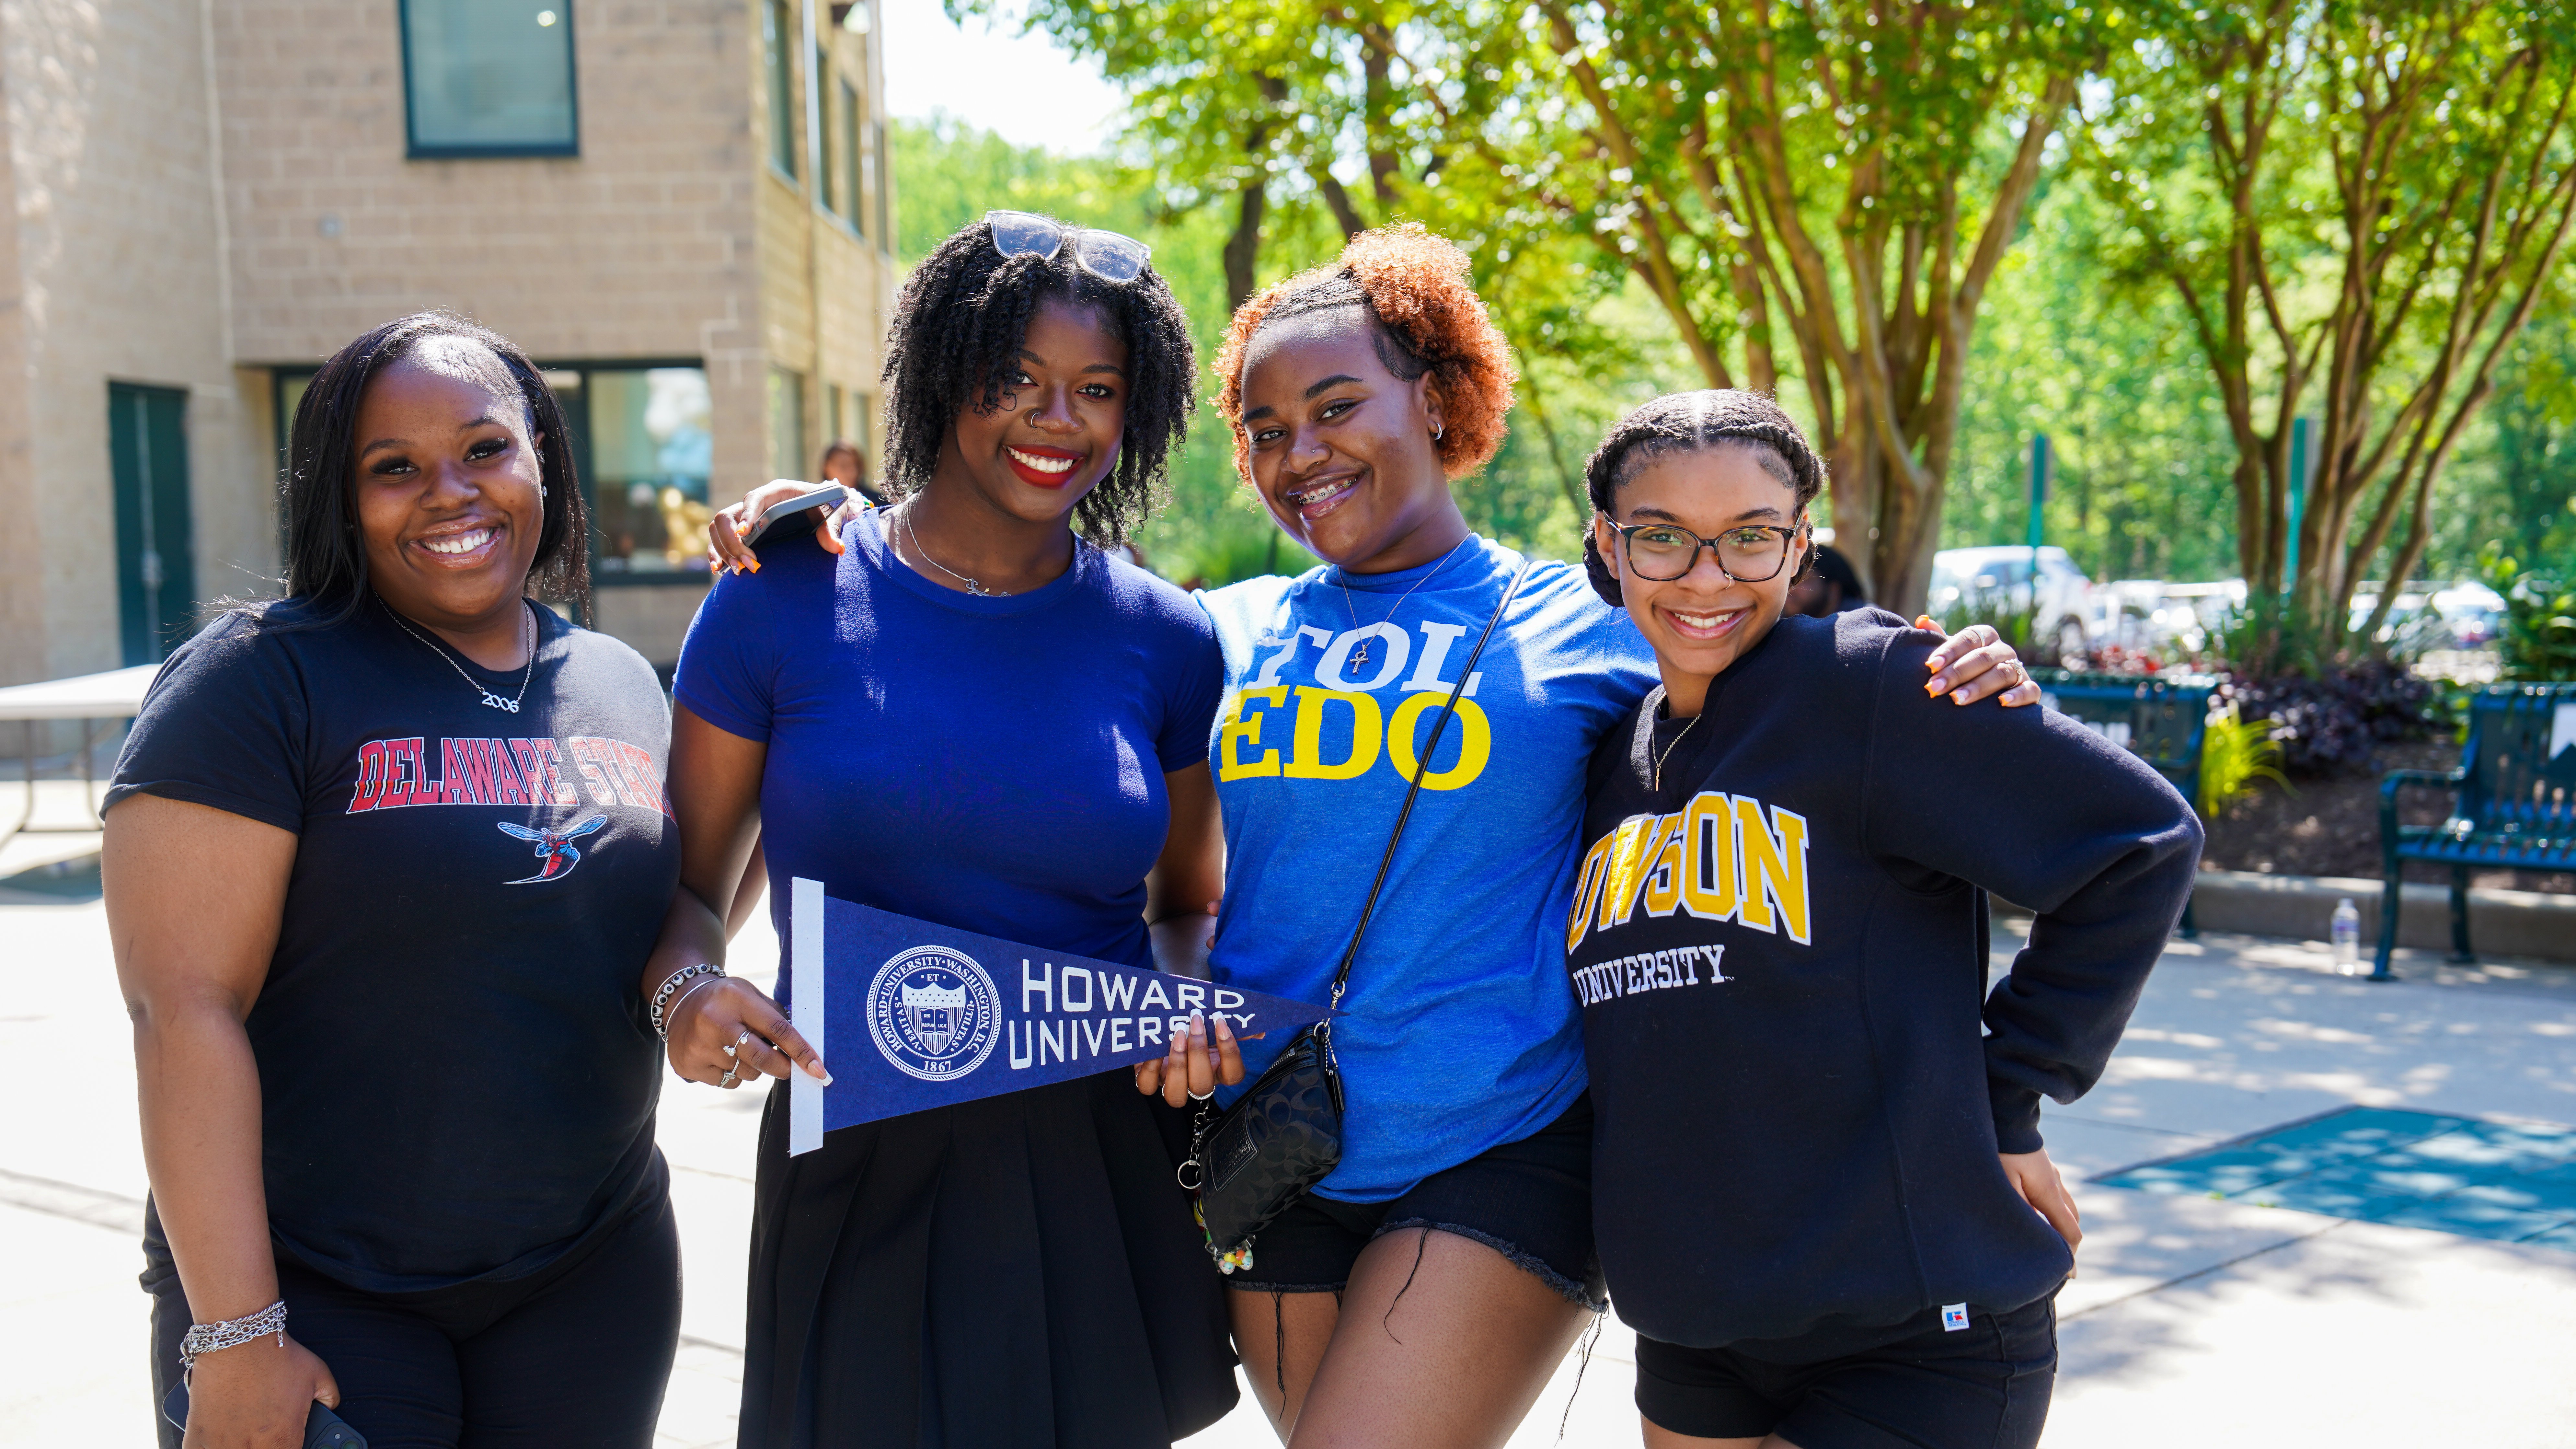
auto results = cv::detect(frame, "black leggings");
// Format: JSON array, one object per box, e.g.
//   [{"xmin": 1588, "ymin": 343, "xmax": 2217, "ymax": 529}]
[{"xmin": 146, "ymin": 1193, "xmax": 681, "ymax": 1449}]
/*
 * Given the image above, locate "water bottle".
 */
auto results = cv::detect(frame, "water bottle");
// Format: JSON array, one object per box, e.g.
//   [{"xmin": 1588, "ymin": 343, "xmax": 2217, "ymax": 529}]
[{"xmin": 2331, "ymin": 898, "xmax": 2360, "ymax": 970}]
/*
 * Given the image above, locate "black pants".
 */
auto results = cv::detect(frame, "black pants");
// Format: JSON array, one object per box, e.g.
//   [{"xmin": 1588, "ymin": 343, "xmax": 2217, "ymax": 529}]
[
  {"xmin": 145, "ymin": 1192, "xmax": 681, "ymax": 1449},
  {"xmin": 1634, "ymin": 1294, "xmax": 2058, "ymax": 1449}
]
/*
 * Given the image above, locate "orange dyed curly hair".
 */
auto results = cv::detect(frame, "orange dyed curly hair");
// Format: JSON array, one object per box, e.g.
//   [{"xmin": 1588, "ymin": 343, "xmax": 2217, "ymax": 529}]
[{"xmin": 1215, "ymin": 223, "xmax": 1517, "ymax": 484}]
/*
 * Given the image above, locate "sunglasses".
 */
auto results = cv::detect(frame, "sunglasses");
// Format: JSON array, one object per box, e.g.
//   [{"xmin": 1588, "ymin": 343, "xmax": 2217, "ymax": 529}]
[{"xmin": 985, "ymin": 210, "xmax": 1152, "ymax": 284}]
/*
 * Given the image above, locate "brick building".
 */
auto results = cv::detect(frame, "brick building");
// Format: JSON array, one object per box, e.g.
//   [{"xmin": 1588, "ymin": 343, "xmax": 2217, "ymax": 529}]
[{"xmin": 0, "ymin": 0, "xmax": 895, "ymax": 682}]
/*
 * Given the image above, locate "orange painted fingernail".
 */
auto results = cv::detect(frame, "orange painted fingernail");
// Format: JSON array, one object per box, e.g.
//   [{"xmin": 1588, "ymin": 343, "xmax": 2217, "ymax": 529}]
[{"xmin": 746, "ymin": 559, "xmax": 760, "ymax": 574}]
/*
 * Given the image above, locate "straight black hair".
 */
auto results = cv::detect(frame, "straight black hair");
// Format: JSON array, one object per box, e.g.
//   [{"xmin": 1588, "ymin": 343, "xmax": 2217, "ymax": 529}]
[{"xmin": 279, "ymin": 311, "xmax": 589, "ymax": 626}]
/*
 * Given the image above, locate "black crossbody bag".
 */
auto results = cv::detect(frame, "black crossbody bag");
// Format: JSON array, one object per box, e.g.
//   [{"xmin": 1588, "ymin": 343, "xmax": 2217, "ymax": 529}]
[{"xmin": 1183, "ymin": 560, "xmax": 1533, "ymax": 1270}]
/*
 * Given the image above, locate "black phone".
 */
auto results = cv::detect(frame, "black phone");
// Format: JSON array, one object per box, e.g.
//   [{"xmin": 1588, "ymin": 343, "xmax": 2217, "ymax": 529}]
[
  {"xmin": 163, "ymin": 1378, "xmax": 367, "ymax": 1449},
  {"xmin": 738, "ymin": 482, "xmax": 851, "ymax": 546}
]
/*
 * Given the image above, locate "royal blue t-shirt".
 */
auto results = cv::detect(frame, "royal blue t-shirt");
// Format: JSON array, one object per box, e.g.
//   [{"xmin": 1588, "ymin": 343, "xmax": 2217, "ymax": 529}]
[
  {"xmin": 674, "ymin": 509, "xmax": 1225, "ymax": 982},
  {"xmin": 1199, "ymin": 538, "xmax": 1659, "ymax": 1200}
]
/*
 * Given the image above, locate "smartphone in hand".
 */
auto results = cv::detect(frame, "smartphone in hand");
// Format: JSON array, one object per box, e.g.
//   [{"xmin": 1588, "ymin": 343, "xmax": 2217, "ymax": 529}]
[{"xmin": 738, "ymin": 483, "xmax": 852, "ymax": 547}]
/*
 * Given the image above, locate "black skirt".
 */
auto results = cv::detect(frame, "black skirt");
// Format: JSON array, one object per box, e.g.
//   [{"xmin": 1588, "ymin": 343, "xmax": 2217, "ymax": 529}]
[{"xmin": 737, "ymin": 1072, "xmax": 1240, "ymax": 1448}]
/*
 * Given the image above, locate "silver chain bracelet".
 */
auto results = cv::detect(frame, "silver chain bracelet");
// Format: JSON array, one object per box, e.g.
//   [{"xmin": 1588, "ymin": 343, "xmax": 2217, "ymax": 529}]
[
  {"xmin": 650, "ymin": 963, "xmax": 725, "ymax": 1041},
  {"xmin": 179, "ymin": 1300, "xmax": 288, "ymax": 1368}
]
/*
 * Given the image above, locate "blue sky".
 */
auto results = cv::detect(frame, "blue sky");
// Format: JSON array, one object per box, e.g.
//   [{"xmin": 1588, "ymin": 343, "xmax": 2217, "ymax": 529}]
[{"xmin": 880, "ymin": 1, "xmax": 1125, "ymax": 153}]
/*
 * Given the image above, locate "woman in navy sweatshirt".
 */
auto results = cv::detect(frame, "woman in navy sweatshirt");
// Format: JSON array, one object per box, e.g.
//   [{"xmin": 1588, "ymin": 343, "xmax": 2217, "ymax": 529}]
[{"xmin": 1566, "ymin": 391, "xmax": 2202, "ymax": 1449}]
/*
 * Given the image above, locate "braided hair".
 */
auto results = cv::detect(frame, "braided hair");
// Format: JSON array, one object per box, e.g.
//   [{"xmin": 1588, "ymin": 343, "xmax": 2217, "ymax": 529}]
[
  {"xmin": 1216, "ymin": 223, "xmax": 1516, "ymax": 484},
  {"xmin": 879, "ymin": 217, "xmax": 1196, "ymax": 545},
  {"xmin": 1581, "ymin": 390, "xmax": 1826, "ymax": 607}
]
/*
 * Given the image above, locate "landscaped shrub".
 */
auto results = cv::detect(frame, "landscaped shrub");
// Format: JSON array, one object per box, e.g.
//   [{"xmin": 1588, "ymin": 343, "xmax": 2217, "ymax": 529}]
[
  {"xmin": 2217, "ymin": 660, "xmax": 2435, "ymax": 777},
  {"xmin": 2197, "ymin": 702, "xmax": 2290, "ymax": 817},
  {"xmin": 2480, "ymin": 541, "xmax": 2576, "ymax": 682}
]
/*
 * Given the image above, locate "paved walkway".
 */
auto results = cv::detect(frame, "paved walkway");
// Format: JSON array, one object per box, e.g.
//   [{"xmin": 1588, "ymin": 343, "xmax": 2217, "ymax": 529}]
[{"xmin": 6, "ymin": 891, "xmax": 2571, "ymax": 1447}]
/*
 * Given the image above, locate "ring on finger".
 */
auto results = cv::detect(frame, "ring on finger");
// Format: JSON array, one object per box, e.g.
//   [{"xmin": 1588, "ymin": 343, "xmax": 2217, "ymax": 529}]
[{"xmin": 719, "ymin": 1067, "xmax": 739, "ymax": 1088}]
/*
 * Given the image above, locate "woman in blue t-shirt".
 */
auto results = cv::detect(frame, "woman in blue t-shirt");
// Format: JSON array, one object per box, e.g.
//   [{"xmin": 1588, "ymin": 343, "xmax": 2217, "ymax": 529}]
[{"xmin": 650, "ymin": 215, "xmax": 1245, "ymax": 1448}]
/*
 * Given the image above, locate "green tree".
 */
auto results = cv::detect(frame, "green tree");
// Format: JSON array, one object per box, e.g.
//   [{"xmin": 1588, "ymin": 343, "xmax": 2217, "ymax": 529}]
[
  {"xmin": 1947, "ymin": 179, "xmax": 2244, "ymax": 585},
  {"xmin": 2080, "ymin": 0, "xmax": 2576, "ymax": 661}
]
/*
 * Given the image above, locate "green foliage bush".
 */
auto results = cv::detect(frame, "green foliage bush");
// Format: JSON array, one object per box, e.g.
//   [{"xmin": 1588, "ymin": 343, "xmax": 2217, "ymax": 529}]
[
  {"xmin": 2479, "ymin": 542, "xmax": 2576, "ymax": 682},
  {"xmin": 2197, "ymin": 704, "xmax": 2289, "ymax": 820}
]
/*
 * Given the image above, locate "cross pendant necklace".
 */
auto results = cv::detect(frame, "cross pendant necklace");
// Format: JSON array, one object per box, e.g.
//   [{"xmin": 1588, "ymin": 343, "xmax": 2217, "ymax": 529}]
[{"xmin": 1336, "ymin": 537, "xmax": 1471, "ymax": 669}]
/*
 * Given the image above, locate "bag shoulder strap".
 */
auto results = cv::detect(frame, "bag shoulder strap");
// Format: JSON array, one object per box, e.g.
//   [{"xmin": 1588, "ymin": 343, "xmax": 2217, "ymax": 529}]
[{"xmin": 1325, "ymin": 557, "xmax": 1535, "ymax": 1009}]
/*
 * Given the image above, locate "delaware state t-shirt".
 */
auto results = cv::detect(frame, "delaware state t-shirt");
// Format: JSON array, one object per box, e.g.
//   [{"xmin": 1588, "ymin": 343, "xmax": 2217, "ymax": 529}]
[
  {"xmin": 1198, "ymin": 539, "xmax": 1659, "ymax": 1200},
  {"xmin": 107, "ymin": 596, "xmax": 680, "ymax": 1292}
]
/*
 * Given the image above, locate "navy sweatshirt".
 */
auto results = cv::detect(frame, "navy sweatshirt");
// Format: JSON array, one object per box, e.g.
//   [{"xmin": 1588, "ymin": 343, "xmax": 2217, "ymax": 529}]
[{"xmin": 1566, "ymin": 609, "xmax": 2202, "ymax": 1353}]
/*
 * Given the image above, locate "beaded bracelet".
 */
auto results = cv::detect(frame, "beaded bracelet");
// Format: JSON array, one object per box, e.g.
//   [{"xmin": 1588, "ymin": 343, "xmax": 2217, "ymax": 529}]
[
  {"xmin": 179, "ymin": 1300, "xmax": 287, "ymax": 1368},
  {"xmin": 650, "ymin": 963, "xmax": 726, "ymax": 1040}
]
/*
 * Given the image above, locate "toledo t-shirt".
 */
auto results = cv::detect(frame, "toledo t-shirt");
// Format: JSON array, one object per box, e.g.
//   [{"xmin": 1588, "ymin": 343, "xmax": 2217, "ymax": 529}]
[
  {"xmin": 1198, "ymin": 539, "xmax": 1659, "ymax": 1201},
  {"xmin": 107, "ymin": 596, "xmax": 681, "ymax": 1292}
]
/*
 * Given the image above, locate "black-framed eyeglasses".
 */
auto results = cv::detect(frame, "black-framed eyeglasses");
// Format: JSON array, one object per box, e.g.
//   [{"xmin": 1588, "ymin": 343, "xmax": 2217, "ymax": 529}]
[
  {"xmin": 1598, "ymin": 515, "xmax": 1807, "ymax": 583},
  {"xmin": 985, "ymin": 210, "xmax": 1152, "ymax": 283}
]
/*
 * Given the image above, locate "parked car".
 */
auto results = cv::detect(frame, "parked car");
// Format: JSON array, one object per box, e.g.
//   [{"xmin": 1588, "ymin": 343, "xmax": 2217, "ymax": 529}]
[
  {"xmin": 1928, "ymin": 545, "xmax": 2097, "ymax": 661},
  {"xmin": 2349, "ymin": 581, "xmax": 2505, "ymax": 649}
]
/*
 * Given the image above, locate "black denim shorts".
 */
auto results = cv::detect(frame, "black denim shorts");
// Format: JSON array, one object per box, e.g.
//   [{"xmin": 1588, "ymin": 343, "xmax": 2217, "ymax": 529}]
[
  {"xmin": 1634, "ymin": 1293, "xmax": 2059, "ymax": 1449},
  {"xmin": 1225, "ymin": 1093, "xmax": 1605, "ymax": 1308}
]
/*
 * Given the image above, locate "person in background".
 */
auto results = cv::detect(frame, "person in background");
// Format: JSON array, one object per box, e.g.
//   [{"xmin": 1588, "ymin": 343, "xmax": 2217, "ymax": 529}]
[
  {"xmin": 1571, "ymin": 390, "xmax": 2200, "ymax": 1449},
  {"xmin": 1784, "ymin": 540, "xmax": 1868, "ymax": 617},
  {"xmin": 819, "ymin": 437, "xmax": 888, "ymax": 507},
  {"xmin": 107, "ymin": 313, "xmax": 683, "ymax": 1449}
]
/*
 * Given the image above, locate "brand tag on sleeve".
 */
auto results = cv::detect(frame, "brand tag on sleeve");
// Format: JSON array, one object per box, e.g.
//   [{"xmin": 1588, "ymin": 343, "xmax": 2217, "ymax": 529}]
[{"xmin": 1941, "ymin": 1303, "xmax": 1971, "ymax": 1332}]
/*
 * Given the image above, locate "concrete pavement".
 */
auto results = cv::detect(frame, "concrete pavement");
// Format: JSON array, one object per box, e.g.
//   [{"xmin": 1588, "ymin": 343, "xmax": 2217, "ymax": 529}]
[{"xmin": 6, "ymin": 884, "xmax": 2572, "ymax": 1447}]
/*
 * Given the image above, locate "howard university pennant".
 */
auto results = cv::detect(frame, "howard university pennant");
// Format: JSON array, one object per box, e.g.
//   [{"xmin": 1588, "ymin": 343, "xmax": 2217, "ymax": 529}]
[{"xmin": 786, "ymin": 880, "xmax": 1334, "ymax": 1152}]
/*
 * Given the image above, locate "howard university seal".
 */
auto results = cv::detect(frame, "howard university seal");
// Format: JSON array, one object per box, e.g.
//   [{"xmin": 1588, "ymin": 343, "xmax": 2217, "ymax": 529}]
[{"xmin": 866, "ymin": 946, "xmax": 1001, "ymax": 1082}]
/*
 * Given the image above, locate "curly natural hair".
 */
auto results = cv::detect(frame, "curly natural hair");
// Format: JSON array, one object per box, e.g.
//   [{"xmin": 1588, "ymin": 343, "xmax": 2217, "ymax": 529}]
[
  {"xmin": 879, "ymin": 217, "xmax": 1195, "ymax": 544},
  {"xmin": 1215, "ymin": 223, "xmax": 1516, "ymax": 484},
  {"xmin": 1581, "ymin": 390, "xmax": 1826, "ymax": 607}
]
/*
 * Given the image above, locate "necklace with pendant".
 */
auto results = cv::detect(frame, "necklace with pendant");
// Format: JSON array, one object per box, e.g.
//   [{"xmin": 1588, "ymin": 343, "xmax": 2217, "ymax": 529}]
[
  {"xmin": 897, "ymin": 501, "xmax": 1007, "ymax": 597},
  {"xmin": 1335, "ymin": 536, "xmax": 1471, "ymax": 669},
  {"xmin": 390, "ymin": 601, "xmax": 535, "ymax": 713}
]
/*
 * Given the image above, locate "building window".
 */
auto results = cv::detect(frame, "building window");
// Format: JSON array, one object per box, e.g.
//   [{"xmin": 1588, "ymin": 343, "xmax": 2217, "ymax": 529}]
[
  {"xmin": 873, "ymin": 120, "xmax": 892, "ymax": 248},
  {"xmin": 400, "ymin": 0, "xmax": 579, "ymax": 158},
  {"xmin": 838, "ymin": 79, "xmax": 864, "ymax": 234},
  {"xmin": 765, "ymin": 0, "xmax": 799, "ymax": 180},
  {"xmin": 580, "ymin": 367, "xmax": 715, "ymax": 578},
  {"xmin": 769, "ymin": 367, "xmax": 807, "ymax": 481}
]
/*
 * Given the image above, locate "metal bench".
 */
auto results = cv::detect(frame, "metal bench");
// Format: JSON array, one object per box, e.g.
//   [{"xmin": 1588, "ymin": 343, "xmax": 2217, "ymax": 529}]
[
  {"xmin": 2375, "ymin": 682, "xmax": 2576, "ymax": 980},
  {"xmin": 2030, "ymin": 669, "xmax": 2219, "ymax": 935}
]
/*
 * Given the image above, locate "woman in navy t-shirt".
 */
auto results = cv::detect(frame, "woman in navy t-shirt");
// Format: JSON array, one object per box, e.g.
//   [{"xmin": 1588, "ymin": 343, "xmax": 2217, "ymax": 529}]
[
  {"xmin": 650, "ymin": 217, "xmax": 1243, "ymax": 1447},
  {"xmin": 108, "ymin": 315, "xmax": 683, "ymax": 1448}
]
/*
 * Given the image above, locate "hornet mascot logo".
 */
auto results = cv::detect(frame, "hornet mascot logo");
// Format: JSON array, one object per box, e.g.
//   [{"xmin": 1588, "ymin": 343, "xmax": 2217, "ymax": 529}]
[
  {"xmin": 866, "ymin": 946, "xmax": 1001, "ymax": 1081},
  {"xmin": 494, "ymin": 815, "xmax": 608, "ymax": 884}
]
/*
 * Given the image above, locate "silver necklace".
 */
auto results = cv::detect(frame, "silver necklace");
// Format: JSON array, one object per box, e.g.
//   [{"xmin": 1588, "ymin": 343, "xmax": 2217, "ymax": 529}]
[
  {"xmin": 1335, "ymin": 536, "xmax": 1470, "ymax": 669},
  {"xmin": 1652, "ymin": 709, "xmax": 1700, "ymax": 791},
  {"xmin": 896, "ymin": 502, "xmax": 1006, "ymax": 597},
  {"xmin": 390, "ymin": 601, "xmax": 535, "ymax": 713}
]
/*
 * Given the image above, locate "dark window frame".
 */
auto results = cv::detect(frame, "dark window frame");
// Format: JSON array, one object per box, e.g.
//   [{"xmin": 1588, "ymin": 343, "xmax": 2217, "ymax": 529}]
[
  {"xmin": 398, "ymin": 0, "xmax": 583, "ymax": 160},
  {"xmin": 765, "ymin": 0, "xmax": 800, "ymax": 181},
  {"xmin": 554, "ymin": 357, "xmax": 718, "ymax": 589}
]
